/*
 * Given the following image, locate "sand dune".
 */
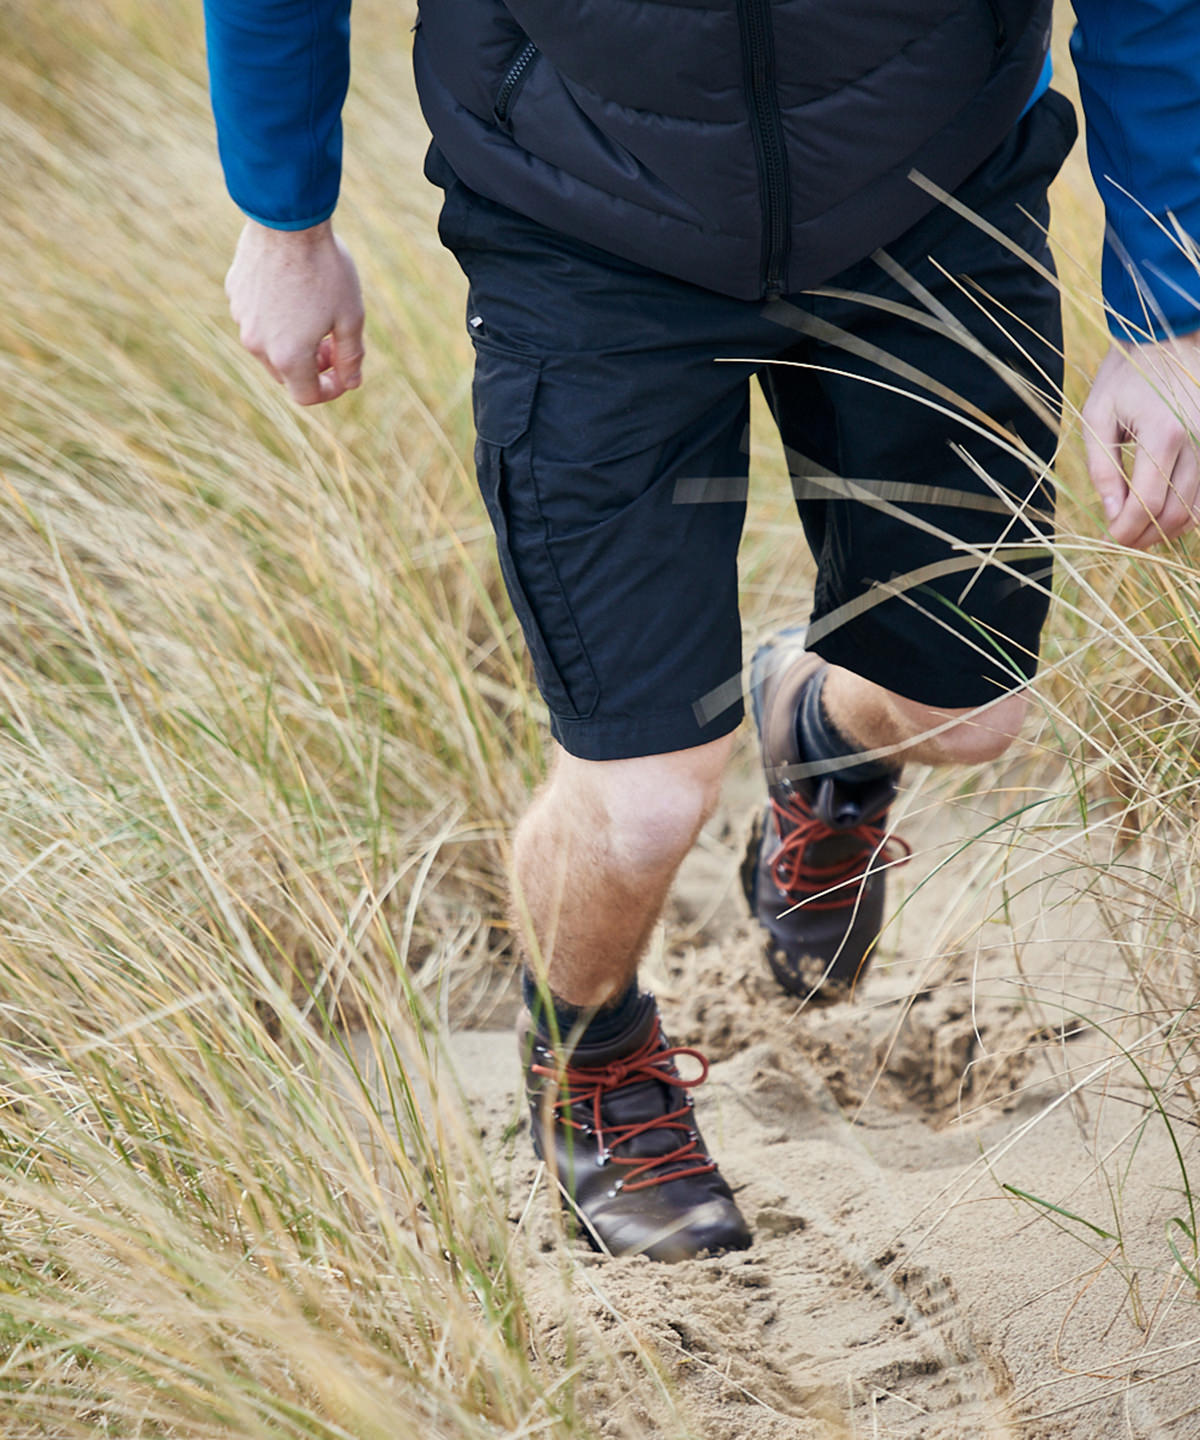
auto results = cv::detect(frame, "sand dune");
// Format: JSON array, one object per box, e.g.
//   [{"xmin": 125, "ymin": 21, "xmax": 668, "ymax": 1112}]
[{"xmin": 446, "ymin": 760, "xmax": 1200, "ymax": 1438}]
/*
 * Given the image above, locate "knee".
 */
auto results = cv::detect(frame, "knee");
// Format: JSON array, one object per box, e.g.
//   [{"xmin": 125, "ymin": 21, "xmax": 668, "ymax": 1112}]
[
  {"xmin": 891, "ymin": 690, "xmax": 1029, "ymax": 766},
  {"xmin": 552, "ymin": 733, "xmax": 734, "ymax": 872}
]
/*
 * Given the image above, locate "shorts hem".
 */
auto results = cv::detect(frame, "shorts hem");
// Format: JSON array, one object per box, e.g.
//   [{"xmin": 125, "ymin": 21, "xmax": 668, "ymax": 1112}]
[
  {"xmin": 809, "ymin": 634, "xmax": 1041, "ymax": 710},
  {"xmin": 549, "ymin": 702, "xmax": 745, "ymax": 761}
]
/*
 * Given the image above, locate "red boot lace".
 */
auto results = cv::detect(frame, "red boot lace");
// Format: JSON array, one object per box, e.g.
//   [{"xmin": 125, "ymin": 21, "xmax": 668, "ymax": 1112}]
[
  {"xmin": 530, "ymin": 1020, "xmax": 717, "ymax": 1192},
  {"xmin": 770, "ymin": 791, "xmax": 911, "ymax": 911}
]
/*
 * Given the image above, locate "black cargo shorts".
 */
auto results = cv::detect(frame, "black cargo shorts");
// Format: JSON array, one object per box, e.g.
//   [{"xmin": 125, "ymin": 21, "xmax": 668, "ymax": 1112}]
[{"xmin": 431, "ymin": 89, "xmax": 1077, "ymax": 761}]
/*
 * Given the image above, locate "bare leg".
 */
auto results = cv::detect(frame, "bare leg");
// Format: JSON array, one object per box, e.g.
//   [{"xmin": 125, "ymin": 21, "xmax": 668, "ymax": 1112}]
[
  {"xmin": 514, "ymin": 731, "xmax": 752, "ymax": 1262},
  {"xmin": 511, "ymin": 733, "xmax": 735, "ymax": 1008},
  {"xmin": 821, "ymin": 665, "xmax": 1028, "ymax": 768}
]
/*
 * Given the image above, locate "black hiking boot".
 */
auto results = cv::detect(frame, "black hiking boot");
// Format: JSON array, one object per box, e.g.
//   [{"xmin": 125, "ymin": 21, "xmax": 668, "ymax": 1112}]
[
  {"xmin": 742, "ymin": 628, "xmax": 910, "ymax": 1001},
  {"xmin": 518, "ymin": 993, "xmax": 752, "ymax": 1262}
]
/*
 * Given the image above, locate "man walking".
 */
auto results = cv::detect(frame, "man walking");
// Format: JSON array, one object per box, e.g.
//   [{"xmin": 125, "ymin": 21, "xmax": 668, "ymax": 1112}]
[{"xmin": 204, "ymin": 0, "xmax": 1200, "ymax": 1261}]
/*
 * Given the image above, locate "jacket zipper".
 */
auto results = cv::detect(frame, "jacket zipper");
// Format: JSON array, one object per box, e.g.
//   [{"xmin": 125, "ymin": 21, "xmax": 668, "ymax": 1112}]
[
  {"xmin": 737, "ymin": 0, "xmax": 790, "ymax": 298},
  {"xmin": 495, "ymin": 40, "xmax": 538, "ymax": 124},
  {"xmin": 982, "ymin": 0, "xmax": 1007, "ymax": 48}
]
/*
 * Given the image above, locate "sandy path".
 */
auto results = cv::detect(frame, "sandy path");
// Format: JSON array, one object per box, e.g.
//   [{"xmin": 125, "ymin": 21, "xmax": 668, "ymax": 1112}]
[{"xmin": 436, "ymin": 758, "xmax": 1200, "ymax": 1438}]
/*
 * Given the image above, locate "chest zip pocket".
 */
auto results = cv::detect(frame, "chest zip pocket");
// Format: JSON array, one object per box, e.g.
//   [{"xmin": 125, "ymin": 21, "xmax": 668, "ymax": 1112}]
[{"xmin": 494, "ymin": 39, "xmax": 538, "ymax": 128}]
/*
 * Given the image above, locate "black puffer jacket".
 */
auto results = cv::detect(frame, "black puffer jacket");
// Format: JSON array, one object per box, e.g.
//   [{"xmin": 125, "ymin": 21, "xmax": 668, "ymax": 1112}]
[{"xmin": 414, "ymin": 0, "xmax": 1052, "ymax": 298}]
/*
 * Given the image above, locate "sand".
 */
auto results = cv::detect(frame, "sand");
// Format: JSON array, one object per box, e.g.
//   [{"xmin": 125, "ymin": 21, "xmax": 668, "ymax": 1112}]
[{"xmin": 438, "ymin": 757, "xmax": 1200, "ymax": 1437}]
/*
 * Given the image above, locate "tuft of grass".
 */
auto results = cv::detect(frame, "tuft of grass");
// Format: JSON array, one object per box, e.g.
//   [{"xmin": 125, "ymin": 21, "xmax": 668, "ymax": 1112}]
[{"xmin": 0, "ymin": 0, "xmax": 550, "ymax": 1019}]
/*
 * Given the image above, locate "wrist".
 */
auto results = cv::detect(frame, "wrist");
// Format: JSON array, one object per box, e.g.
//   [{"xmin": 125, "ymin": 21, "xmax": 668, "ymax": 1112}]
[
  {"xmin": 1116, "ymin": 330, "xmax": 1200, "ymax": 358},
  {"xmin": 244, "ymin": 217, "xmax": 334, "ymax": 250}
]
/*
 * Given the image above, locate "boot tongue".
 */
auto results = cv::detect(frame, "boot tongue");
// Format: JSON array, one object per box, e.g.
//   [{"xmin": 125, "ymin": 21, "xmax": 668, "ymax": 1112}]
[
  {"xmin": 596, "ymin": 1074, "xmax": 685, "ymax": 1160},
  {"xmin": 812, "ymin": 776, "xmax": 863, "ymax": 828},
  {"xmin": 569, "ymin": 992, "xmax": 660, "ymax": 1068},
  {"xmin": 565, "ymin": 996, "xmax": 689, "ymax": 1164},
  {"xmin": 811, "ymin": 773, "xmax": 899, "ymax": 829}
]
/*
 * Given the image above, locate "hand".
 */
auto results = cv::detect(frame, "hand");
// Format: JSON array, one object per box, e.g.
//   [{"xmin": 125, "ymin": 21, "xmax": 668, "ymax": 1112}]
[
  {"xmin": 225, "ymin": 218, "xmax": 365, "ymax": 406},
  {"xmin": 1081, "ymin": 335, "xmax": 1200, "ymax": 550}
]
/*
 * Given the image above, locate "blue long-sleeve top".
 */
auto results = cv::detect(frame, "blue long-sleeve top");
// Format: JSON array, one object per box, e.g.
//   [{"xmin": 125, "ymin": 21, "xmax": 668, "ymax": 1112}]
[
  {"xmin": 1070, "ymin": 0, "xmax": 1200, "ymax": 337},
  {"xmin": 202, "ymin": 0, "xmax": 1200, "ymax": 339},
  {"xmin": 204, "ymin": 0, "xmax": 351, "ymax": 232}
]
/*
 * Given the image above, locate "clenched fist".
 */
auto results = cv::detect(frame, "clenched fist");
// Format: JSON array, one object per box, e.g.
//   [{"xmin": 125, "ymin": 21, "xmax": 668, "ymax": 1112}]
[{"xmin": 225, "ymin": 218, "xmax": 365, "ymax": 406}]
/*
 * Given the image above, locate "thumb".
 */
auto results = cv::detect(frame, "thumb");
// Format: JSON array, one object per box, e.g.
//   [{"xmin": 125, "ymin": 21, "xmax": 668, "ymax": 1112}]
[{"xmin": 332, "ymin": 310, "xmax": 366, "ymax": 393}]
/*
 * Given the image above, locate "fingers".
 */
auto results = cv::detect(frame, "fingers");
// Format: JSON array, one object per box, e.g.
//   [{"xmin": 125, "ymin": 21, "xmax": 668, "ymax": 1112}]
[
  {"xmin": 280, "ymin": 350, "xmax": 325, "ymax": 407},
  {"xmin": 1166, "ymin": 443, "xmax": 1200, "ymax": 537},
  {"xmin": 236, "ymin": 326, "xmax": 362, "ymax": 407},
  {"xmin": 304, "ymin": 319, "xmax": 366, "ymax": 405},
  {"xmin": 1081, "ymin": 403, "xmax": 1128, "ymax": 528},
  {"xmin": 292, "ymin": 323, "xmax": 365, "ymax": 405},
  {"xmin": 1124, "ymin": 441, "xmax": 1200, "ymax": 550},
  {"xmin": 239, "ymin": 330, "xmax": 323, "ymax": 406},
  {"xmin": 1081, "ymin": 342, "xmax": 1200, "ymax": 551},
  {"xmin": 1109, "ymin": 415, "xmax": 1183, "ymax": 549}
]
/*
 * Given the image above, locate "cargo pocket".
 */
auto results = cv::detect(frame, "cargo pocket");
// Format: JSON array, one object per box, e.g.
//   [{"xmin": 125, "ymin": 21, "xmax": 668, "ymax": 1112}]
[{"xmin": 472, "ymin": 343, "xmax": 600, "ymax": 721}]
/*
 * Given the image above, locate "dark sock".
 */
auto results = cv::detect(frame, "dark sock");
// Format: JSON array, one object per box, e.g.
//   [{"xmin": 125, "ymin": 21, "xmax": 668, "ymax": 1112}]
[
  {"xmin": 796, "ymin": 669, "xmax": 896, "ymax": 786},
  {"xmin": 522, "ymin": 970, "xmax": 641, "ymax": 1048}
]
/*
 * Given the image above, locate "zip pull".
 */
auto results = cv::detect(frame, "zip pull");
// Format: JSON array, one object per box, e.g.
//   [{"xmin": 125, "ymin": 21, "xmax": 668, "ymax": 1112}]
[{"xmin": 495, "ymin": 40, "xmax": 539, "ymax": 125}]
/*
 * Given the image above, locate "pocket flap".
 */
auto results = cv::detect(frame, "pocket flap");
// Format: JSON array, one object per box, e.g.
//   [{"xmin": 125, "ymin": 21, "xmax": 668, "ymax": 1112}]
[{"xmin": 472, "ymin": 344, "xmax": 540, "ymax": 447}]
